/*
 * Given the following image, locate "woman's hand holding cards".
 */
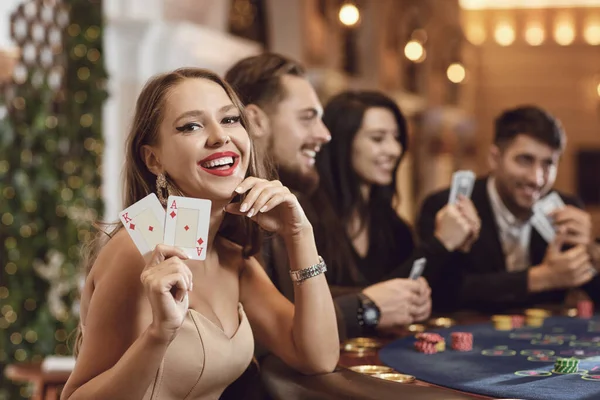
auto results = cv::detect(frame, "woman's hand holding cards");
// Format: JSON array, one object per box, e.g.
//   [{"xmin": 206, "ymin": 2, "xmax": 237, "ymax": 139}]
[
  {"xmin": 141, "ymin": 244, "xmax": 193, "ymax": 342},
  {"xmin": 225, "ymin": 177, "xmax": 310, "ymax": 238}
]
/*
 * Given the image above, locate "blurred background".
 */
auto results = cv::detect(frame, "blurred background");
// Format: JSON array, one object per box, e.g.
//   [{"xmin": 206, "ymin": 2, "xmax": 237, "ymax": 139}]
[{"xmin": 0, "ymin": 0, "xmax": 599, "ymax": 398}]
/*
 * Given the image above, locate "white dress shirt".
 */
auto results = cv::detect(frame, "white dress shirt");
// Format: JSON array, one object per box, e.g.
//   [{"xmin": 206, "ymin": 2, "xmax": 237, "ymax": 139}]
[{"xmin": 487, "ymin": 177, "xmax": 532, "ymax": 272}]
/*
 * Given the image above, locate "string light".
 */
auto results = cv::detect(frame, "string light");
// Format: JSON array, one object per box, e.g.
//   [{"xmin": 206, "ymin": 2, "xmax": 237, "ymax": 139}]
[
  {"xmin": 447, "ymin": 63, "xmax": 467, "ymax": 83},
  {"xmin": 73, "ymin": 44, "xmax": 87, "ymax": 58},
  {"xmin": 45, "ymin": 115, "xmax": 58, "ymax": 128},
  {"xmin": 466, "ymin": 24, "xmax": 486, "ymax": 45},
  {"xmin": 5, "ymin": 237, "xmax": 17, "ymax": 249},
  {"xmin": 525, "ymin": 23, "xmax": 545, "ymax": 46},
  {"xmin": 2, "ymin": 213, "xmax": 14, "ymax": 226},
  {"xmin": 68, "ymin": 24, "xmax": 81, "ymax": 37},
  {"xmin": 338, "ymin": 3, "xmax": 360, "ymax": 27},
  {"xmin": 24, "ymin": 299, "xmax": 37, "ymax": 311},
  {"xmin": 63, "ymin": 160, "xmax": 76, "ymax": 174},
  {"xmin": 554, "ymin": 18, "xmax": 575, "ymax": 45},
  {"xmin": 87, "ymin": 48, "xmax": 100, "ymax": 62},
  {"xmin": 584, "ymin": 23, "xmax": 600, "ymax": 45},
  {"xmin": 80, "ymin": 113, "xmax": 93, "ymax": 127},
  {"xmin": 85, "ymin": 26, "xmax": 100, "ymax": 40},
  {"xmin": 12, "ymin": 97, "xmax": 26, "ymax": 110},
  {"xmin": 75, "ymin": 90, "xmax": 87, "ymax": 103},
  {"xmin": 77, "ymin": 67, "xmax": 90, "ymax": 80},
  {"xmin": 0, "ymin": 160, "xmax": 8, "ymax": 174},
  {"xmin": 5, "ymin": 262, "xmax": 18, "ymax": 275},
  {"xmin": 3, "ymin": 187, "xmax": 15, "ymax": 199},
  {"xmin": 56, "ymin": 205, "xmax": 67, "ymax": 217},
  {"xmin": 20, "ymin": 225, "xmax": 32, "ymax": 238},
  {"xmin": 14, "ymin": 349, "xmax": 27, "ymax": 361},
  {"xmin": 10, "ymin": 333, "xmax": 23, "ymax": 345},
  {"xmin": 0, "ymin": 287, "xmax": 9, "ymax": 299},
  {"xmin": 21, "ymin": 149, "xmax": 33, "ymax": 164},
  {"xmin": 5, "ymin": 310, "xmax": 17, "ymax": 323},
  {"xmin": 24, "ymin": 200, "xmax": 38, "ymax": 213},
  {"xmin": 404, "ymin": 40, "xmax": 426, "ymax": 62},
  {"xmin": 495, "ymin": 22, "xmax": 515, "ymax": 46},
  {"xmin": 55, "ymin": 329, "xmax": 67, "ymax": 342},
  {"xmin": 61, "ymin": 188, "xmax": 74, "ymax": 201},
  {"xmin": 25, "ymin": 330, "xmax": 38, "ymax": 343}
]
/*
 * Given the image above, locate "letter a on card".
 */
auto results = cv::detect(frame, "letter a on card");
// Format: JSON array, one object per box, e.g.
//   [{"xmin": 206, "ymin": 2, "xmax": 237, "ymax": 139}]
[{"xmin": 163, "ymin": 196, "xmax": 211, "ymax": 260}]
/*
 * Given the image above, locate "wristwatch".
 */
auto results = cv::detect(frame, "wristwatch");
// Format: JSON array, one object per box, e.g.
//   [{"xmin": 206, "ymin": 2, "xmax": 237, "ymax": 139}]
[{"xmin": 357, "ymin": 293, "xmax": 380, "ymax": 331}]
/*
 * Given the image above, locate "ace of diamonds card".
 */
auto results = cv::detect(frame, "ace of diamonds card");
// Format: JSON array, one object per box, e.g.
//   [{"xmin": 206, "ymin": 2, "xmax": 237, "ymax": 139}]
[{"xmin": 164, "ymin": 196, "xmax": 211, "ymax": 260}]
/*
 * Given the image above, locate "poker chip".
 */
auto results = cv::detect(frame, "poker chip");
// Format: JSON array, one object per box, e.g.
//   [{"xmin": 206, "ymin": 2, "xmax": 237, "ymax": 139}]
[
  {"xmin": 348, "ymin": 365, "xmax": 394, "ymax": 375},
  {"xmin": 511, "ymin": 315, "xmax": 525, "ymax": 329},
  {"xmin": 415, "ymin": 332, "xmax": 444, "ymax": 343},
  {"xmin": 578, "ymin": 300, "xmax": 594, "ymax": 319},
  {"xmin": 492, "ymin": 315, "xmax": 513, "ymax": 331},
  {"xmin": 373, "ymin": 373, "xmax": 416, "ymax": 383},
  {"xmin": 524, "ymin": 309, "xmax": 550, "ymax": 328},
  {"xmin": 525, "ymin": 308, "xmax": 551, "ymax": 318},
  {"xmin": 435, "ymin": 340, "xmax": 446, "ymax": 352},
  {"xmin": 451, "ymin": 332, "xmax": 473, "ymax": 351},
  {"xmin": 414, "ymin": 340, "xmax": 438, "ymax": 354},
  {"xmin": 553, "ymin": 357, "xmax": 579, "ymax": 374}
]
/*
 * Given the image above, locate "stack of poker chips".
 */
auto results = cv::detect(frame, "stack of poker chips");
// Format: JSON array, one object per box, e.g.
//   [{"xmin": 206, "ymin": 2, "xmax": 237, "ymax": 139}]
[
  {"xmin": 511, "ymin": 315, "xmax": 525, "ymax": 329},
  {"xmin": 578, "ymin": 300, "xmax": 594, "ymax": 318},
  {"xmin": 525, "ymin": 309, "xmax": 550, "ymax": 327},
  {"xmin": 491, "ymin": 315, "xmax": 513, "ymax": 330},
  {"xmin": 553, "ymin": 357, "xmax": 580, "ymax": 374},
  {"xmin": 451, "ymin": 332, "xmax": 473, "ymax": 351},
  {"xmin": 414, "ymin": 332, "xmax": 445, "ymax": 354}
]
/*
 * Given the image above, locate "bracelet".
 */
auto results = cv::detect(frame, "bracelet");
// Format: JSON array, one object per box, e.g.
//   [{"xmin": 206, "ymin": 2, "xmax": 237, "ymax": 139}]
[{"xmin": 289, "ymin": 256, "xmax": 327, "ymax": 285}]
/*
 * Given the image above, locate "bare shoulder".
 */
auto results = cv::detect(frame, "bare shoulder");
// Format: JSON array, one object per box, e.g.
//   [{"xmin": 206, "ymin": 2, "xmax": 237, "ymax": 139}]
[{"xmin": 91, "ymin": 228, "xmax": 146, "ymax": 285}]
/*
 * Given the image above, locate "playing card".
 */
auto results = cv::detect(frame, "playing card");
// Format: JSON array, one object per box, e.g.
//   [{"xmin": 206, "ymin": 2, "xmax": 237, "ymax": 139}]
[
  {"xmin": 119, "ymin": 193, "xmax": 166, "ymax": 257},
  {"xmin": 409, "ymin": 257, "xmax": 427, "ymax": 280},
  {"xmin": 448, "ymin": 170, "xmax": 476, "ymax": 204},
  {"xmin": 531, "ymin": 212, "xmax": 555, "ymax": 243},
  {"xmin": 164, "ymin": 196, "xmax": 211, "ymax": 260},
  {"xmin": 531, "ymin": 191, "xmax": 565, "ymax": 243}
]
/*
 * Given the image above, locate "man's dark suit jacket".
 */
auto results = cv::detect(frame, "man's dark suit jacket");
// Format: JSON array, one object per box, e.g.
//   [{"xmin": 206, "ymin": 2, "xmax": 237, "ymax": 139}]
[{"xmin": 417, "ymin": 176, "xmax": 600, "ymax": 314}]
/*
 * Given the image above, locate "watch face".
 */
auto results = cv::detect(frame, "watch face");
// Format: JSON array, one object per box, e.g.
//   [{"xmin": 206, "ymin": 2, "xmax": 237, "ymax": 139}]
[{"xmin": 364, "ymin": 308, "xmax": 379, "ymax": 325}]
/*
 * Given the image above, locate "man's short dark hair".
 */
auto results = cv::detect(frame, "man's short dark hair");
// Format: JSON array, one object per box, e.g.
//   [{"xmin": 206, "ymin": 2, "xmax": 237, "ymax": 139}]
[
  {"xmin": 494, "ymin": 105, "xmax": 566, "ymax": 151},
  {"xmin": 225, "ymin": 53, "xmax": 305, "ymax": 112}
]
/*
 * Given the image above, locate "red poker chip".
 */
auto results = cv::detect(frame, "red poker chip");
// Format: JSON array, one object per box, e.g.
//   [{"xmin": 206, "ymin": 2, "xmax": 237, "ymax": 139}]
[
  {"xmin": 416, "ymin": 333, "xmax": 444, "ymax": 343},
  {"xmin": 511, "ymin": 315, "xmax": 525, "ymax": 328},
  {"xmin": 414, "ymin": 340, "xmax": 438, "ymax": 351}
]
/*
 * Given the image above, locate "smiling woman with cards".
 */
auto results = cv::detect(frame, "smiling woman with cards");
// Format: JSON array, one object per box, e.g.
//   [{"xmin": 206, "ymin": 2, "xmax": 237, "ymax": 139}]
[
  {"xmin": 304, "ymin": 91, "xmax": 480, "ymax": 337},
  {"xmin": 61, "ymin": 68, "xmax": 339, "ymax": 400}
]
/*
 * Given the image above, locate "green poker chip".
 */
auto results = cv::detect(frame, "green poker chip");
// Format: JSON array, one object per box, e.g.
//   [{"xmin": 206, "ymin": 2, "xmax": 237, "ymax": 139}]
[{"xmin": 554, "ymin": 357, "xmax": 579, "ymax": 374}]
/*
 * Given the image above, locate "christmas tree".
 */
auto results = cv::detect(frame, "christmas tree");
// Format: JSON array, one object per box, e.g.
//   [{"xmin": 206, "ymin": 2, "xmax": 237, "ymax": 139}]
[{"xmin": 0, "ymin": 0, "xmax": 107, "ymax": 397}]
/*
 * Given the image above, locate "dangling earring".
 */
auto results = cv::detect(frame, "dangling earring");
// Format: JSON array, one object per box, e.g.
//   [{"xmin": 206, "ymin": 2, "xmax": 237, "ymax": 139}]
[{"xmin": 156, "ymin": 173, "xmax": 170, "ymax": 206}]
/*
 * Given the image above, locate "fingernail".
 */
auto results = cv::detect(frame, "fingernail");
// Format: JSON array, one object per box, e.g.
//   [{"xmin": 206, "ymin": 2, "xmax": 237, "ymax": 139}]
[
  {"xmin": 240, "ymin": 203, "xmax": 248, "ymax": 212},
  {"xmin": 260, "ymin": 206, "xmax": 268, "ymax": 213},
  {"xmin": 235, "ymin": 187, "xmax": 243, "ymax": 193},
  {"xmin": 247, "ymin": 209, "xmax": 255, "ymax": 218}
]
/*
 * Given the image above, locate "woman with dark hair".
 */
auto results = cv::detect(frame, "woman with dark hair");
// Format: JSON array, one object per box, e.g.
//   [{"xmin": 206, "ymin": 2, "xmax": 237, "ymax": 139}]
[
  {"xmin": 309, "ymin": 90, "xmax": 480, "ymax": 336},
  {"xmin": 61, "ymin": 68, "xmax": 338, "ymax": 400}
]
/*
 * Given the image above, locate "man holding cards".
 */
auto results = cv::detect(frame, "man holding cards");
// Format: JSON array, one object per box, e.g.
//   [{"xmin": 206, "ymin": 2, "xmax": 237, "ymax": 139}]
[
  {"xmin": 417, "ymin": 105, "xmax": 600, "ymax": 313},
  {"xmin": 62, "ymin": 68, "xmax": 338, "ymax": 400},
  {"xmin": 227, "ymin": 56, "xmax": 479, "ymax": 340}
]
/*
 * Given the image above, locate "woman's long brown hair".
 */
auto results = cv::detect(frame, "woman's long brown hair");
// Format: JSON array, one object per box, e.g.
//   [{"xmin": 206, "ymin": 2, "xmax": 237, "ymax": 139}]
[{"xmin": 72, "ymin": 68, "xmax": 275, "ymax": 356}]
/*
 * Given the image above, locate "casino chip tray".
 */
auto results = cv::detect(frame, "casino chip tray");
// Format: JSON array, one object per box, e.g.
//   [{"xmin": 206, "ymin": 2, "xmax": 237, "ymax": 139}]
[{"xmin": 379, "ymin": 316, "xmax": 600, "ymax": 400}]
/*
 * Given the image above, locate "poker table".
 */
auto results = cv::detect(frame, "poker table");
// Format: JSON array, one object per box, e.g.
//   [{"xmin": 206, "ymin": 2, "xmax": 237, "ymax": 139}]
[{"xmin": 337, "ymin": 310, "xmax": 600, "ymax": 400}]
